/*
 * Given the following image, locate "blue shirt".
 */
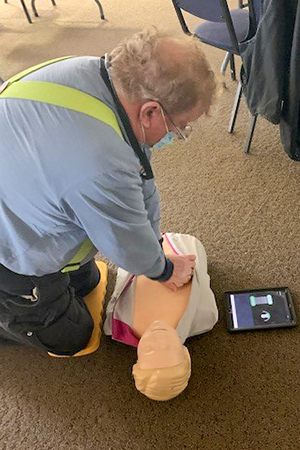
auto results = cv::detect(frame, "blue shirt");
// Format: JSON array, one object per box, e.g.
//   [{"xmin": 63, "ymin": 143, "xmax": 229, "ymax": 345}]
[{"xmin": 0, "ymin": 56, "xmax": 165, "ymax": 277}]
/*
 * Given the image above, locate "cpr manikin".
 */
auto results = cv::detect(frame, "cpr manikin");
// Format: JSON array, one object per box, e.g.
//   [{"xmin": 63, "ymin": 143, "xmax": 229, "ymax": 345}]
[
  {"xmin": 132, "ymin": 321, "xmax": 191, "ymax": 401},
  {"xmin": 104, "ymin": 233, "xmax": 218, "ymax": 401}
]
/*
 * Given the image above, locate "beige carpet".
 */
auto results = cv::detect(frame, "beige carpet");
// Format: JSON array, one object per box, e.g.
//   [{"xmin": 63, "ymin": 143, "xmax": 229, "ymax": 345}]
[{"xmin": 1, "ymin": 1, "xmax": 300, "ymax": 449}]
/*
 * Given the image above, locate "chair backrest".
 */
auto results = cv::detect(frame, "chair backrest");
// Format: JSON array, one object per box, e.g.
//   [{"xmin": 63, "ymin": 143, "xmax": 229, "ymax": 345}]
[
  {"xmin": 171, "ymin": 0, "xmax": 240, "ymax": 53},
  {"xmin": 174, "ymin": 0, "xmax": 227, "ymax": 23}
]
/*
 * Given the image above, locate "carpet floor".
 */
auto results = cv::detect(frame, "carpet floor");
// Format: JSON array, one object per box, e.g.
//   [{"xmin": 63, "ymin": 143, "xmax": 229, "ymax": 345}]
[{"xmin": 1, "ymin": 1, "xmax": 300, "ymax": 449}]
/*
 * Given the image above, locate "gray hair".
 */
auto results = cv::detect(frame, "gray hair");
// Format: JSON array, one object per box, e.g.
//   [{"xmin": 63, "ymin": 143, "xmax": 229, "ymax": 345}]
[{"xmin": 109, "ymin": 28, "xmax": 216, "ymax": 115}]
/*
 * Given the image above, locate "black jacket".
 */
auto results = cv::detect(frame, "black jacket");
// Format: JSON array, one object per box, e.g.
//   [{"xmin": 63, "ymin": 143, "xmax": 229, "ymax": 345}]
[{"xmin": 240, "ymin": 0, "xmax": 300, "ymax": 160}]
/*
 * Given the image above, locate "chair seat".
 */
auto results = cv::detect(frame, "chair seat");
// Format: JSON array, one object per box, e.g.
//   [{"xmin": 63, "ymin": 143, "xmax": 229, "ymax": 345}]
[{"xmin": 194, "ymin": 8, "xmax": 250, "ymax": 54}]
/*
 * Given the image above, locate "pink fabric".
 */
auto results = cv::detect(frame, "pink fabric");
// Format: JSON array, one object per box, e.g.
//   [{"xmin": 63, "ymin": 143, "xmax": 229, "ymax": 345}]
[
  {"xmin": 164, "ymin": 233, "xmax": 179, "ymax": 255},
  {"xmin": 112, "ymin": 318, "xmax": 139, "ymax": 347},
  {"xmin": 111, "ymin": 235, "xmax": 178, "ymax": 348},
  {"xmin": 119, "ymin": 274, "xmax": 135, "ymax": 297}
]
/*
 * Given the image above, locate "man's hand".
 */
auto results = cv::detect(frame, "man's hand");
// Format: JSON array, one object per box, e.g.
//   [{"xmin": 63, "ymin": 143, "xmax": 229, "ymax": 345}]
[{"xmin": 161, "ymin": 253, "xmax": 196, "ymax": 292}]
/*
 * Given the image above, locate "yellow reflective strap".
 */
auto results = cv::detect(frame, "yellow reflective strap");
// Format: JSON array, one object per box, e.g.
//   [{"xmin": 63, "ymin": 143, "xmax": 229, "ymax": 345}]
[
  {"xmin": 0, "ymin": 81, "xmax": 123, "ymax": 138},
  {"xmin": 61, "ymin": 239, "xmax": 95, "ymax": 273},
  {"xmin": 61, "ymin": 264, "xmax": 81, "ymax": 273},
  {"xmin": 7, "ymin": 56, "xmax": 74, "ymax": 84},
  {"xmin": 0, "ymin": 57, "xmax": 124, "ymax": 272}
]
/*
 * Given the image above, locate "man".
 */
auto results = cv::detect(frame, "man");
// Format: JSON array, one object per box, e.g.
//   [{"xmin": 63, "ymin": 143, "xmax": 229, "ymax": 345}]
[{"xmin": 0, "ymin": 28, "xmax": 216, "ymax": 355}]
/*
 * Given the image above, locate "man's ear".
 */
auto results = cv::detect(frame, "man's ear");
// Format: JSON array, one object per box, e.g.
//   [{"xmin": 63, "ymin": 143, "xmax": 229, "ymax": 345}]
[{"xmin": 139, "ymin": 101, "xmax": 161, "ymax": 129}]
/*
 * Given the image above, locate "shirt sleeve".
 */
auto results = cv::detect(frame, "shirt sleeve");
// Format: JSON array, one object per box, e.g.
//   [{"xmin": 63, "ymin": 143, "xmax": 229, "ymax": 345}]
[
  {"xmin": 142, "ymin": 177, "xmax": 161, "ymax": 241},
  {"xmin": 60, "ymin": 166, "xmax": 166, "ymax": 278}
]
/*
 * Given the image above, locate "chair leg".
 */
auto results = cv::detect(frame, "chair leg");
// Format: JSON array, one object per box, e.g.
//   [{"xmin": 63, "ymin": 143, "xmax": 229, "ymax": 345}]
[
  {"xmin": 31, "ymin": 0, "xmax": 38, "ymax": 17},
  {"xmin": 220, "ymin": 52, "xmax": 231, "ymax": 76},
  {"xmin": 229, "ymin": 54, "xmax": 236, "ymax": 81},
  {"xmin": 31, "ymin": 0, "xmax": 56, "ymax": 18},
  {"xmin": 244, "ymin": 114, "xmax": 258, "ymax": 153},
  {"xmin": 228, "ymin": 81, "xmax": 242, "ymax": 133},
  {"xmin": 20, "ymin": 0, "xmax": 32, "ymax": 23},
  {"xmin": 93, "ymin": 0, "xmax": 105, "ymax": 19}
]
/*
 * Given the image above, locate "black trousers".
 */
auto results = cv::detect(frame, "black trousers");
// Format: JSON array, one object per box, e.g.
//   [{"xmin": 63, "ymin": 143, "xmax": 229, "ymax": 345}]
[{"xmin": 0, "ymin": 260, "xmax": 100, "ymax": 355}]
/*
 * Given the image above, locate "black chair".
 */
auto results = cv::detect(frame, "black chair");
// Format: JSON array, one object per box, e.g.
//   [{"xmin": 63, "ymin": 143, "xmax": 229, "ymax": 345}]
[
  {"xmin": 4, "ymin": 0, "xmax": 105, "ymax": 24},
  {"xmin": 238, "ymin": 0, "xmax": 249, "ymax": 8},
  {"xmin": 31, "ymin": 0, "xmax": 105, "ymax": 20},
  {"xmin": 235, "ymin": 0, "xmax": 261, "ymax": 153},
  {"xmin": 31, "ymin": 0, "xmax": 56, "ymax": 19},
  {"xmin": 4, "ymin": 0, "xmax": 33, "ymax": 23},
  {"xmin": 170, "ymin": 0, "xmax": 260, "ymax": 153},
  {"xmin": 221, "ymin": 0, "xmax": 258, "ymax": 81},
  {"xmin": 219, "ymin": 0, "xmax": 249, "ymax": 78}
]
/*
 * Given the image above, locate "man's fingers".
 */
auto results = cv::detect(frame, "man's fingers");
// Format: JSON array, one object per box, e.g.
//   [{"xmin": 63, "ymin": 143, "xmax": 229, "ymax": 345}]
[
  {"xmin": 163, "ymin": 253, "xmax": 197, "ymax": 291},
  {"xmin": 184, "ymin": 261, "xmax": 195, "ymax": 274},
  {"xmin": 190, "ymin": 261, "xmax": 196, "ymax": 269},
  {"xmin": 164, "ymin": 282, "xmax": 177, "ymax": 292},
  {"xmin": 186, "ymin": 254, "xmax": 196, "ymax": 261}
]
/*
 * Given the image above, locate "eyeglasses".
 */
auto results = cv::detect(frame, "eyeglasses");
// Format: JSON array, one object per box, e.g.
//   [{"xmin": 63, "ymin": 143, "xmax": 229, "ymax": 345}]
[
  {"xmin": 159, "ymin": 104, "xmax": 193, "ymax": 140},
  {"xmin": 174, "ymin": 123, "xmax": 192, "ymax": 140}
]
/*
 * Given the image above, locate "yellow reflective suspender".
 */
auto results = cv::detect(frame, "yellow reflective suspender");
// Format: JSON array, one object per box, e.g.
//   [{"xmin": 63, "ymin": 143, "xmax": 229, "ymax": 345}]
[
  {"xmin": 3, "ymin": 56, "xmax": 73, "ymax": 85},
  {"xmin": 0, "ymin": 57, "xmax": 124, "ymax": 273},
  {"xmin": 61, "ymin": 239, "xmax": 95, "ymax": 273},
  {"xmin": 1, "ymin": 81, "xmax": 123, "ymax": 138}
]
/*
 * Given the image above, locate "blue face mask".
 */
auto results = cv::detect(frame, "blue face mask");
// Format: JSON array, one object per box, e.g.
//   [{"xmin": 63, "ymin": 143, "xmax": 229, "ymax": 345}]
[
  {"xmin": 141, "ymin": 106, "xmax": 176, "ymax": 151},
  {"xmin": 152, "ymin": 131, "xmax": 176, "ymax": 150}
]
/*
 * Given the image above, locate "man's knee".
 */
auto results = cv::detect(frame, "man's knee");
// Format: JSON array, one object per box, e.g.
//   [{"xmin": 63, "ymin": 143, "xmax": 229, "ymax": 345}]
[
  {"xmin": 69, "ymin": 260, "xmax": 101, "ymax": 297},
  {"xmin": 0, "ymin": 263, "xmax": 95, "ymax": 355},
  {"xmin": 0, "ymin": 287, "xmax": 94, "ymax": 355},
  {"xmin": 35, "ymin": 291, "xmax": 94, "ymax": 355}
]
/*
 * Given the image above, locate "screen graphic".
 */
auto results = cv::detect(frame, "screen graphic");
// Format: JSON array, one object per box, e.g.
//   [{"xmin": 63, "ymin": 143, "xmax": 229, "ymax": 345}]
[{"xmin": 230, "ymin": 290, "xmax": 293, "ymax": 329}]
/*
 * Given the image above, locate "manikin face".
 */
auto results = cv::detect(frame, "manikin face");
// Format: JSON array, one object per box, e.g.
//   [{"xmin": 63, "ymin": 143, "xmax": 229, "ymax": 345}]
[{"xmin": 137, "ymin": 320, "xmax": 187, "ymax": 370}]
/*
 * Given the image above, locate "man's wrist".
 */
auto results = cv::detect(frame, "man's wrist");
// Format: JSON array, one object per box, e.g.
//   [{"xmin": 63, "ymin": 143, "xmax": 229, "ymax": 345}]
[{"xmin": 149, "ymin": 257, "xmax": 174, "ymax": 282}]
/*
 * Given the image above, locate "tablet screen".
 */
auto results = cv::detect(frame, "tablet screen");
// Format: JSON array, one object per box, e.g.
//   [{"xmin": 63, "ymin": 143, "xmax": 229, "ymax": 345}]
[{"xmin": 229, "ymin": 289, "xmax": 294, "ymax": 330}]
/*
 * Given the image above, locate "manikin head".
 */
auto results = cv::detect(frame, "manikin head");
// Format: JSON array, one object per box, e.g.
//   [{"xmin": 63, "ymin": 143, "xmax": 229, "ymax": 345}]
[{"xmin": 132, "ymin": 320, "xmax": 191, "ymax": 401}]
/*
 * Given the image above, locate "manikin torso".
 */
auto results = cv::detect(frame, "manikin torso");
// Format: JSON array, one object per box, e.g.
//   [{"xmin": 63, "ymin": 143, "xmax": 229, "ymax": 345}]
[
  {"xmin": 104, "ymin": 232, "xmax": 218, "ymax": 400},
  {"xmin": 132, "ymin": 239, "xmax": 192, "ymax": 337},
  {"xmin": 132, "ymin": 240, "xmax": 192, "ymax": 370}
]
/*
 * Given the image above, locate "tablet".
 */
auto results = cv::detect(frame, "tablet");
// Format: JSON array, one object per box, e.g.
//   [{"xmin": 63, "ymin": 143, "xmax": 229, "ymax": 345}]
[{"xmin": 225, "ymin": 287, "xmax": 297, "ymax": 332}]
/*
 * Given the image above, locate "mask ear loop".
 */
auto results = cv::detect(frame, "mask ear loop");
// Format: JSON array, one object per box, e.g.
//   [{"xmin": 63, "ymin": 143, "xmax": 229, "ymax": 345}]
[
  {"xmin": 160, "ymin": 107, "xmax": 170, "ymax": 134},
  {"xmin": 160, "ymin": 105, "xmax": 187, "ymax": 140},
  {"xmin": 140, "ymin": 106, "xmax": 170, "ymax": 145},
  {"xmin": 140, "ymin": 121, "xmax": 147, "ymax": 144}
]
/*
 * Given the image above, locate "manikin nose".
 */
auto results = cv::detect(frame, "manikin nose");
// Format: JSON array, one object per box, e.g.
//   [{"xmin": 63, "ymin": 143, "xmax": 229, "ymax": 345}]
[{"xmin": 149, "ymin": 320, "xmax": 172, "ymax": 332}]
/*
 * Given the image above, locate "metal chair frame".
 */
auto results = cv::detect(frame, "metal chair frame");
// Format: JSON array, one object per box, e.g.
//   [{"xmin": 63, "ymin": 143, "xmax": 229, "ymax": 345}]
[
  {"xmin": 4, "ymin": 0, "xmax": 32, "ymax": 23},
  {"xmin": 221, "ymin": 1, "xmax": 254, "ymax": 80},
  {"xmin": 171, "ymin": 0, "xmax": 258, "ymax": 153},
  {"xmin": 4, "ymin": 0, "xmax": 105, "ymax": 24}
]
